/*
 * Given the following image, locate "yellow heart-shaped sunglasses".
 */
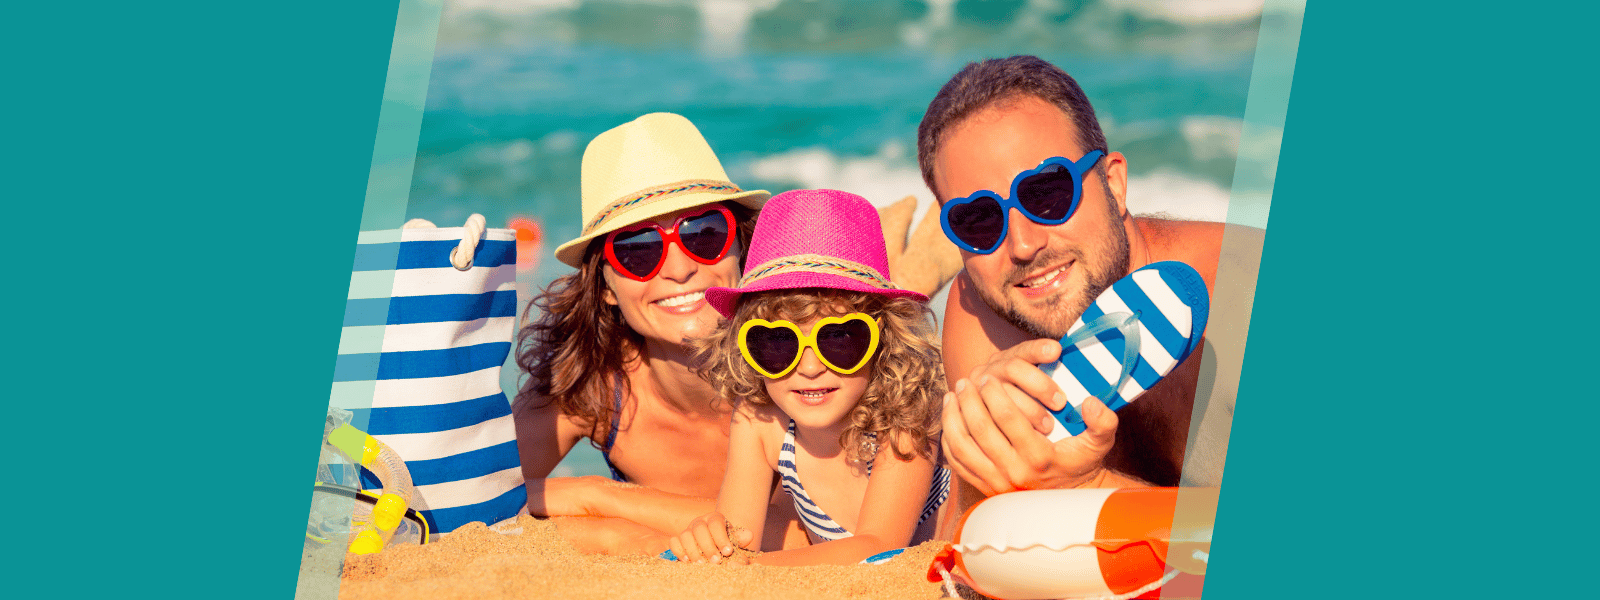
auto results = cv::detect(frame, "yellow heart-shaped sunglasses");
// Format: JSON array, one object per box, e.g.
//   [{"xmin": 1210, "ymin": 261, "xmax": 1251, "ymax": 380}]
[{"xmin": 737, "ymin": 313, "xmax": 881, "ymax": 379}]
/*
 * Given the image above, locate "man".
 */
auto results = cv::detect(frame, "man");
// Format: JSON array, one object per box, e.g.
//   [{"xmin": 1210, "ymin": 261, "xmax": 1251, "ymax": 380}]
[{"xmin": 920, "ymin": 55, "xmax": 1257, "ymax": 503}]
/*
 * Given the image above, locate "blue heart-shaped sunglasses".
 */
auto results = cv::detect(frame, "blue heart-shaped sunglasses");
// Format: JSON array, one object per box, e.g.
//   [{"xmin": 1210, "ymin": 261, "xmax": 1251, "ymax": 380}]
[{"xmin": 939, "ymin": 150, "xmax": 1105, "ymax": 254}]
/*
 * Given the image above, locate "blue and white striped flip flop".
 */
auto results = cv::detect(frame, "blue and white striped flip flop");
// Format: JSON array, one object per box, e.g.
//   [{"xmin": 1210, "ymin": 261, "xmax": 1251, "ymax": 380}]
[
  {"xmin": 1040, "ymin": 261, "xmax": 1209, "ymax": 441},
  {"xmin": 860, "ymin": 547, "xmax": 908, "ymax": 565}
]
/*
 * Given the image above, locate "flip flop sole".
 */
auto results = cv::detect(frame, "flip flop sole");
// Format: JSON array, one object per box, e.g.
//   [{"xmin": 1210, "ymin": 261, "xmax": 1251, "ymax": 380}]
[{"xmin": 1041, "ymin": 261, "xmax": 1209, "ymax": 440}]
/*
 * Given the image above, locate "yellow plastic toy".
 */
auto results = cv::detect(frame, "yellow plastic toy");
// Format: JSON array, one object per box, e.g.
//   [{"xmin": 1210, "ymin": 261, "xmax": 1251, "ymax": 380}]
[{"xmin": 307, "ymin": 416, "xmax": 431, "ymax": 554}]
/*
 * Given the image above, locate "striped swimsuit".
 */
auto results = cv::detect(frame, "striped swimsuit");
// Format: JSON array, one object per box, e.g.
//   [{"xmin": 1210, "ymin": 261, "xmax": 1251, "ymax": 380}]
[{"xmin": 776, "ymin": 420, "xmax": 951, "ymax": 543}]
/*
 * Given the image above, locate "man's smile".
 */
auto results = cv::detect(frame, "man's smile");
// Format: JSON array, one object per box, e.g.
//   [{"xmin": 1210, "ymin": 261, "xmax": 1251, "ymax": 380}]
[{"xmin": 1012, "ymin": 259, "xmax": 1074, "ymax": 297}]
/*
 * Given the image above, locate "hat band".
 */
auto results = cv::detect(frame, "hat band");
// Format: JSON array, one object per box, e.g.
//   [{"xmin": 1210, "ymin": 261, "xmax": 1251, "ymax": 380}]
[
  {"xmin": 583, "ymin": 179, "xmax": 745, "ymax": 234},
  {"xmin": 740, "ymin": 254, "xmax": 897, "ymax": 290}
]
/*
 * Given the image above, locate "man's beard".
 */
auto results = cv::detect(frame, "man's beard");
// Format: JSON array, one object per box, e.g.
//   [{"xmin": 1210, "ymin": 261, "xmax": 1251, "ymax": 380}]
[{"xmin": 985, "ymin": 199, "xmax": 1131, "ymax": 340}]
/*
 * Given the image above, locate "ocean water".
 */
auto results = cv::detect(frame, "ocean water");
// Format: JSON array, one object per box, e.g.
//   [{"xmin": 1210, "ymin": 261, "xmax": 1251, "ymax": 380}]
[{"xmin": 399, "ymin": 0, "xmax": 1266, "ymax": 477}]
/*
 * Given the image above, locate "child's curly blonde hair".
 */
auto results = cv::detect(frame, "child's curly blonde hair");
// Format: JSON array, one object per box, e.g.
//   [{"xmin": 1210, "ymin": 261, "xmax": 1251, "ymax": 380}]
[{"xmin": 694, "ymin": 288, "xmax": 945, "ymax": 465}]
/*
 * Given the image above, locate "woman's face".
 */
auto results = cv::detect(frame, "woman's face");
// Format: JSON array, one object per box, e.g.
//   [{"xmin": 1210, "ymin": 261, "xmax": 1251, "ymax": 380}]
[{"xmin": 601, "ymin": 204, "xmax": 743, "ymax": 348}]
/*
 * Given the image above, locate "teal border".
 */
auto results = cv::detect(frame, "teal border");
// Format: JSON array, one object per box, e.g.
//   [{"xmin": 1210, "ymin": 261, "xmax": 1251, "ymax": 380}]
[
  {"xmin": 1226, "ymin": 0, "xmax": 1304, "ymax": 232},
  {"xmin": 1174, "ymin": 3, "xmax": 1304, "ymax": 594},
  {"xmin": 358, "ymin": 0, "xmax": 444, "ymax": 233},
  {"xmin": 296, "ymin": 1, "xmax": 445, "ymax": 598}
]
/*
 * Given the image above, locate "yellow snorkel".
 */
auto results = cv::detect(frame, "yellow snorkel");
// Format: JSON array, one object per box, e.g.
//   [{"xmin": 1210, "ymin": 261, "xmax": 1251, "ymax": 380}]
[{"xmin": 315, "ymin": 423, "xmax": 431, "ymax": 553}]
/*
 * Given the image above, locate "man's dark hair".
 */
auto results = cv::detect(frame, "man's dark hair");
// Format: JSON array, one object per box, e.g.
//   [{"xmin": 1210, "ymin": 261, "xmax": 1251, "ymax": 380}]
[{"xmin": 917, "ymin": 55, "xmax": 1108, "ymax": 199}]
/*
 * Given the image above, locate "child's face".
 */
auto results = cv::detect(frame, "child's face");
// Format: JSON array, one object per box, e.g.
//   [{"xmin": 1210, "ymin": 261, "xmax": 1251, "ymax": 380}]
[{"xmin": 762, "ymin": 316, "xmax": 874, "ymax": 434}]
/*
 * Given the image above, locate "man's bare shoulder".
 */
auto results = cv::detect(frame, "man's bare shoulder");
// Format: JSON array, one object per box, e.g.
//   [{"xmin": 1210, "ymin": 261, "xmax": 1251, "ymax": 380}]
[
  {"xmin": 940, "ymin": 271, "xmax": 1022, "ymax": 382},
  {"xmin": 1134, "ymin": 218, "xmax": 1262, "ymax": 293}
]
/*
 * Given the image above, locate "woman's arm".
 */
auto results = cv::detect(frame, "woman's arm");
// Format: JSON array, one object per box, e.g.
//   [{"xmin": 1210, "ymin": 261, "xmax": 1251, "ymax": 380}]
[
  {"xmin": 751, "ymin": 435, "xmax": 938, "ymax": 566},
  {"xmin": 513, "ymin": 391, "xmax": 601, "ymax": 517},
  {"xmin": 516, "ymin": 391, "xmax": 710, "ymax": 556},
  {"xmin": 513, "ymin": 391, "xmax": 588, "ymax": 480},
  {"xmin": 515, "ymin": 389, "xmax": 723, "ymax": 534}
]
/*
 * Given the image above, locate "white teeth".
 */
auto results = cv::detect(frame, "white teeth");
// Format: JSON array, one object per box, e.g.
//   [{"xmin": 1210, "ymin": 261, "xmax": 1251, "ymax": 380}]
[
  {"xmin": 798, "ymin": 390, "xmax": 828, "ymax": 398},
  {"xmin": 656, "ymin": 291, "xmax": 704, "ymax": 307},
  {"xmin": 1019, "ymin": 265, "xmax": 1068, "ymax": 288}
]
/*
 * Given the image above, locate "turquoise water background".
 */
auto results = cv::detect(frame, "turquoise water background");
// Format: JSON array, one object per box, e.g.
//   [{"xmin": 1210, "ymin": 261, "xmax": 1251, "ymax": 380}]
[
  {"xmin": 410, "ymin": 0, "xmax": 1264, "ymax": 241},
  {"xmin": 405, "ymin": 0, "xmax": 1269, "ymax": 477}
]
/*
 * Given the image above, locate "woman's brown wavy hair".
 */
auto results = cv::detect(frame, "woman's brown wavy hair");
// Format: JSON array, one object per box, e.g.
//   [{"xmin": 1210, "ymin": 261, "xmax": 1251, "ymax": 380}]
[
  {"xmin": 514, "ymin": 202, "xmax": 758, "ymax": 446},
  {"xmin": 693, "ymin": 288, "xmax": 945, "ymax": 465}
]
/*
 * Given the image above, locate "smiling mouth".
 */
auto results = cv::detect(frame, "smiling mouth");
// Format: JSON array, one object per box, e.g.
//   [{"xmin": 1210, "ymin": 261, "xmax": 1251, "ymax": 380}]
[
  {"xmin": 1015, "ymin": 262, "xmax": 1071, "ymax": 289},
  {"xmin": 654, "ymin": 291, "xmax": 705, "ymax": 308},
  {"xmin": 794, "ymin": 388, "xmax": 838, "ymax": 405}
]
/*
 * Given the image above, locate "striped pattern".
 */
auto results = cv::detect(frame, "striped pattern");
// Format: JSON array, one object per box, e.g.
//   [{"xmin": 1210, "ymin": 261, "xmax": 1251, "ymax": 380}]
[
  {"xmin": 338, "ymin": 227, "xmax": 527, "ymax": 534},
  {"xmin": 777, "ymin": 421, "xmax": 951, "ymax": 543},
  {"xmin": 1045, "ymin": 261, "xmax": 1209, "ymax": 439},
  {"xmin": 919, "ymin": 467, "xmax": 953, "ymax": 539}
]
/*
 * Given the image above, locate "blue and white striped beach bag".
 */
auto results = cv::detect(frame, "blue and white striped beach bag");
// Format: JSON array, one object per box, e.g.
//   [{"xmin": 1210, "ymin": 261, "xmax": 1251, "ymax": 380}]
[{"xmin": 333, "ymin": 225, "xmax": 527, "ymax": 534}]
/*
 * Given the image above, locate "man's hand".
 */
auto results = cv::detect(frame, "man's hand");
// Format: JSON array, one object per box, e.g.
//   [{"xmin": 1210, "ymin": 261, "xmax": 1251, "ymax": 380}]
[
  {"xmin": 668, "ymin": 512, "xmax": 754, "ymax": 564},
  {"xmin": 940, "ymin": 339, "xmax": 1120, "ymax": 495}
]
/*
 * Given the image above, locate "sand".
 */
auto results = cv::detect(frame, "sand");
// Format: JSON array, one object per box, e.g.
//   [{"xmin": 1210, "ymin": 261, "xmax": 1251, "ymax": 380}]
[{"xmin": 335, "ymin": 516, "xmax": 962, "ymax": 600}]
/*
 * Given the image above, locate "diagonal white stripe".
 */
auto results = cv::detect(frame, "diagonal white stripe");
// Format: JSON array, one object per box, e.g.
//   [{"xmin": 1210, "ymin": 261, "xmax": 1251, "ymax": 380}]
[
  {"xmin": 390, "ymin": 265, "xmax": 517, "ymax": 298},
  {"xmin": 1043, "ymin": 361, "xmax": 1093, "ymax": 406},
  {"xmin": 349, "ymin": 270, "xmax": 399, "ymax": 300},
  {"xmin": 1072, "ymin": 334, "xmax": 1149, "ymax": 401},
  {"xmin": 339, "ymin": 325, "xmax": 388, "ymax": 355},
  {"xmin": 380, "ymin": 316, "xmax": 517, "ymax": 353},
  {"xmin": 1132, "ymin": 270, "xmax": 1193, "ymax": 338},
  {"xmin": 399, "ymin": 227, "xmax": 515, "ymax": 244},
  {"xmin": 329, "ymin": 380, "xmax": 378, "ymax": 410},
  {"xmin": 412, "ymin": 466, "xmax": 524, "ymax": 511},
  {"xmin": 1092, "ymin": 293, "xmax": 1180, "ymax": 376},
  {"xmin": 371, "ymin": 371, "xmax": 509, "ymax": 408},
  {"xmin": 373, "ymin": 413, "xmax": 516, "ymax": 462}
]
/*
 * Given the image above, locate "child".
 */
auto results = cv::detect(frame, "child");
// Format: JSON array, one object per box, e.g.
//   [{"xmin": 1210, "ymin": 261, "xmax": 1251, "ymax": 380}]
[{"xmin": 670, "ymin": 189, "xmax": 950, "ymax": 566}]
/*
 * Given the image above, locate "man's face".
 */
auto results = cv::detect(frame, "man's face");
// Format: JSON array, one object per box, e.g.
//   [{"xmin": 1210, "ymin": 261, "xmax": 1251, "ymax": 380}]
[{"xmin": 933, "ymin": 96, "xmax": 1130, "ymax": 339}]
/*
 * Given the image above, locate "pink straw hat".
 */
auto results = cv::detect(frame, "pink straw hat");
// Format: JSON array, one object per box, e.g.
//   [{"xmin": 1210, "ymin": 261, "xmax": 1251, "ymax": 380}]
[{"xmin": 705, "ymin": 189, "xmax": 928, "ymax": 318}]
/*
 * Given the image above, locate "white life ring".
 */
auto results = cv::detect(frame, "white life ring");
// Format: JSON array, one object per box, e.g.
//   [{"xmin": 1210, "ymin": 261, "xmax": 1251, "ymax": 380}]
[{"xmin": 930, "ymin": 487, "xmax": 1215, "ymax": 600}]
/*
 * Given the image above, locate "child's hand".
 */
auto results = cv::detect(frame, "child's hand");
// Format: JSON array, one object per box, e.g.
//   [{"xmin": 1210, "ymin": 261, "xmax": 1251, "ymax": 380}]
[{"xmin": 668, "ymin": 512, "xmax": 754, "ymax": 564}]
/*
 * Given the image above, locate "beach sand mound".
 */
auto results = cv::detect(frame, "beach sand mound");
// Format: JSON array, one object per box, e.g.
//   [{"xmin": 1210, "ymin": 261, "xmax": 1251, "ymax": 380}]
[{"xmin": 337, "ymin": 516, "xmax": 955, "ymax": 600}]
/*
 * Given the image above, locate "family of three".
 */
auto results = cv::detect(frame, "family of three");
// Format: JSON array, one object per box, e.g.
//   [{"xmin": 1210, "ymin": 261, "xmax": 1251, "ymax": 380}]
[{"xmin": 510, "ymin": 55, "xmax": 1235, "ymax": 567}]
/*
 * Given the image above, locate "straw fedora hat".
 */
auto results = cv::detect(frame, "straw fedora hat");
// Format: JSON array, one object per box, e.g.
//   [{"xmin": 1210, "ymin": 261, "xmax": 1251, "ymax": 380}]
[
  {"xmin": 553, "ymin": 113, "xmax": 770, "ymax": 268},
  {"xmin": 705, "ymin": 189, "xmax": 928, "ymax": 318}
]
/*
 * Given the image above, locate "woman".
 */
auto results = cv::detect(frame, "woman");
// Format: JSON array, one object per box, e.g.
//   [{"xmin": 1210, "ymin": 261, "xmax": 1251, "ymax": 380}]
[{"xmin": 513, "ymin": 113, "xmax": 801, "ymax": 554}]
